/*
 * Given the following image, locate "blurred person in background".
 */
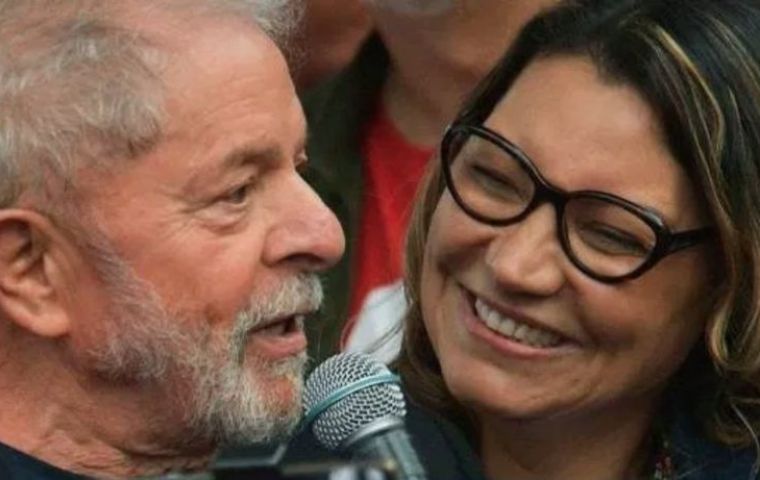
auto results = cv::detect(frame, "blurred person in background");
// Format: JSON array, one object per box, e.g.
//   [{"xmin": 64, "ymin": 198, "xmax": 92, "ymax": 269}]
[
  {"xmin": 0, "ymin": 1, "xmax": 343, "ymax": 478},
  {"xmin": 292, "ymin": 0, "xmax": 372, "ymax": 90},
  {"xmin": 304, "ymin": 0, "xmax": 559, "ymax": 363},
  {"xmin": 397, "ymin": 0, "xmax": 760, "ymax": 478}
]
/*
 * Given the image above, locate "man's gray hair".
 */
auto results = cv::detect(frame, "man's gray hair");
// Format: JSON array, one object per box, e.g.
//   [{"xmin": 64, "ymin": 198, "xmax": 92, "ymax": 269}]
[{"xmin": 0, "ymin": 0, "xmax": 302, "ymax": 211}]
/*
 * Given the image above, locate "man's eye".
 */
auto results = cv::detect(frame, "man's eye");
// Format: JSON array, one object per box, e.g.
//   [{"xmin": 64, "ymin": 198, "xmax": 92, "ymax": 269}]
[{"xmin": 221, "ymin": 183, "xmax": 251, "ymax": 205}]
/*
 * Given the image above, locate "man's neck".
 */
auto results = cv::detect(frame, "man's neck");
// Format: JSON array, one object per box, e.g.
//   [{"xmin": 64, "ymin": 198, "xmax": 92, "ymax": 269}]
[
  {"xmin": 375, "ymin": 0, "xmax": 558, "ymax": 146},
  {"xmin": 0, "ymin": 354, "xmax": 212, "ymax": 478}
]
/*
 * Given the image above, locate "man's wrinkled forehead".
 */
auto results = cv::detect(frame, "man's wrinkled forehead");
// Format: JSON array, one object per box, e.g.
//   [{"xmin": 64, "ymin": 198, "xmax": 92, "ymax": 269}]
[
  {"xmin": 157, "ymin": 19, "xmax": 289, "ymax": 126},
  {"xmin": 1, "ymin": 1, "xmax": 233, "ymax": 35},
  {"xmin": 0, "ymin": 0, "xmax": 271, "ymax": 71},
  {"xmin": 114, "ymin": 1, "xmax": 269, "ymax": 55},
  {"xmin": 361, "ymin": 0, "xmax": 457, "ymax": 16}
]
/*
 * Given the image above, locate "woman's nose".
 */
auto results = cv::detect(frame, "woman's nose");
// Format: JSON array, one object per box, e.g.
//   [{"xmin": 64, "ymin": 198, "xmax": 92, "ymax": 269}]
[{"xmin": 484, "ymin": 203, "xmax": 566, "ymax": 296}]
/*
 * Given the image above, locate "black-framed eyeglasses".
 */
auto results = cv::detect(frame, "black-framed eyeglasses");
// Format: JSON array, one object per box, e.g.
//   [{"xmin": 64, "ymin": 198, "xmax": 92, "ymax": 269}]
[{"xmin": 440, "ymin": 123, "xmax": 713, "ymax": 283}]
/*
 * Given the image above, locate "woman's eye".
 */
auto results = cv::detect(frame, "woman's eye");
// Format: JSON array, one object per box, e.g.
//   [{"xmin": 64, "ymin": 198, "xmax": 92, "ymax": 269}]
[
  {"xmin": 470, "ymin": 164, "xmax": 523, "ymax": 201},
  {"xmin": 578, "ymin": 222, "xmax": 649, "ymax": 256}
]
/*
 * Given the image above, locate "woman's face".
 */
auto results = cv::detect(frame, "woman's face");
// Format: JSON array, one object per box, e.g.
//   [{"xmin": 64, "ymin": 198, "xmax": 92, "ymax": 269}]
[{"xmin": 421, "ymin": 55, "xmax": 715, "ymax": 425}]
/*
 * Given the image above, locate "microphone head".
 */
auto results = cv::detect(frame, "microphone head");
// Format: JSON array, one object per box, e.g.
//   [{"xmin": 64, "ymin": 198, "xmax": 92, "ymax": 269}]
[{"xmin": 304, "ymin": 352, "xmax": 406, "ymax": 450}]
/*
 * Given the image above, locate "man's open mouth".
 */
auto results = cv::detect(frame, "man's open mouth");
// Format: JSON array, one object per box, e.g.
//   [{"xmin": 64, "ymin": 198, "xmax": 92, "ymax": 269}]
[{"xmin": 255, "ymin": 315, "xmax": 305, "ymax": 336}]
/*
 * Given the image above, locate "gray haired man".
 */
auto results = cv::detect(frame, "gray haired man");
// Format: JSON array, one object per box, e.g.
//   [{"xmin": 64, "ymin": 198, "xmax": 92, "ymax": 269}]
[{"xmin": 0, "ymin": 1, "xmax": 344, "ymax": 478}]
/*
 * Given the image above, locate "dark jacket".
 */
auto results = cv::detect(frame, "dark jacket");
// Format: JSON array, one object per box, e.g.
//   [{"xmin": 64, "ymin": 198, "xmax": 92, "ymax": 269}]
[
  {"xmin": 0, "ymin": 442, "xmax": 87, "ymax": 480},
  {"xmin": 301, "ymin": 35, "xmax": 390, "ymax": 363},
  {"xmin": 669, "ymin": 408, "xmax": 758, "ymax": 480},
  {"xmin": 286, "ymin": 399, "xmax": 758, "ymax": 480}
]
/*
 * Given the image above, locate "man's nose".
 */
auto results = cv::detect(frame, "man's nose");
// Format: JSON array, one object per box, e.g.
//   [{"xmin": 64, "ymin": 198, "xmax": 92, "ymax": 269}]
[
  {"xmin": 263, "ymin": 178, "xmax": 345, "ymax": 272},
  {"xmin": 484, "ymin": 203, "xmax": 566, "ymax": 295}
]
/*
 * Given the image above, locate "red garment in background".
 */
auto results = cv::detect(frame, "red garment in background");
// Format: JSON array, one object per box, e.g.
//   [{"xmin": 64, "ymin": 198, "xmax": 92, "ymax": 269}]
[{"xmin": 341, "ymin": 104, "xmax": 434, "ymax": 347}]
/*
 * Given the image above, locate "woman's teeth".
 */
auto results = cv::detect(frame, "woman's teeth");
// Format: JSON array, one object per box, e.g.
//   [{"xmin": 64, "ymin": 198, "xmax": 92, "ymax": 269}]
[{"xmin": 474, "ymin": 298, "xmax": 561, "ymax": 348}]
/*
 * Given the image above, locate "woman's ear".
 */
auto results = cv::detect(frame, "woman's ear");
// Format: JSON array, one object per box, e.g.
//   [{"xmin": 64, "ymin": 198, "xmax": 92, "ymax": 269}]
[{"xmin": 0, "ymin": 209, "xmax": 74, "ymax": 338}]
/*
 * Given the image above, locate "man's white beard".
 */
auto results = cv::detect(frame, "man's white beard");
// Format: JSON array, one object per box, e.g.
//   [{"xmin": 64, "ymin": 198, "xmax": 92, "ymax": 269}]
[
  {"xmin": 81, "ymin": 232, "xmax": 320, "ymax": 446},
  {"xmin": 363, "ymin": 0, "xmax": 456, "ymax": 16},
  {"xmin": 185, "ymin": 279, "xmax": 315, "ymax": 445}
]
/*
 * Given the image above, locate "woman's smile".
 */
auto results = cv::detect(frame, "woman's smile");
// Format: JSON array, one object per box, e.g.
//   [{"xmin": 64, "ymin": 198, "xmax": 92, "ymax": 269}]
[{"xmin": 471, "ymin": 294, "xmax": 563, "ymax": 348}]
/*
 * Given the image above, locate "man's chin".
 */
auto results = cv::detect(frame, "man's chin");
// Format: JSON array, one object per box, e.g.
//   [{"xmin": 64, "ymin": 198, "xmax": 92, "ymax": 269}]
[
  {"xmin": 269, "ymin": 359, "xmax": 307, "ymax": 417},
  {"xmin": 227, "ymin": 353, "xmax": 307, "ymax": 440},
  {"xmin": 254, "ymin": 369, "xmax": 304, "ymax": 415}
]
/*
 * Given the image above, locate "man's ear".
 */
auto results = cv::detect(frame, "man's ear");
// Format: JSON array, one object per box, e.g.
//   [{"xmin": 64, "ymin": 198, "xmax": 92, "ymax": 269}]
[{"xmin": 0, "ymin": 209, "xmax": 74, "ymax": 338}]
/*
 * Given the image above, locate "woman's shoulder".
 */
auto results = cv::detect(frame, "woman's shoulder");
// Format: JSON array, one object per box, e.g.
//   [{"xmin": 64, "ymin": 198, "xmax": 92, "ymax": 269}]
[{"xmin": 405, "ymin": 401, "xmax": 488, "ymax": 480}]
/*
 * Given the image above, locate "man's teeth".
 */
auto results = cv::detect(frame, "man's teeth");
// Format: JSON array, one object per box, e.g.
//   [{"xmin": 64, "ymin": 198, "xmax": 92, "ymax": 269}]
[{"xmin": 474, "ymin": 298, "xmax": 560, "ymax": 348}]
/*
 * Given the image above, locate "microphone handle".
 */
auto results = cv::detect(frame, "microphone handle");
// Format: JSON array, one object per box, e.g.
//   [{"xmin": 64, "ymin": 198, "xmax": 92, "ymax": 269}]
[{"xmin": 352, "ymin": 428, "xmax": 427, "ymax": 480}]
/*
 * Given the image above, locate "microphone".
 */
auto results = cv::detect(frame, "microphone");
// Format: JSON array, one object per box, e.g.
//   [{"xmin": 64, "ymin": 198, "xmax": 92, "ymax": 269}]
[{"xmin": 302, "ymin": 352, "xmax": 427, "ymax": 480}]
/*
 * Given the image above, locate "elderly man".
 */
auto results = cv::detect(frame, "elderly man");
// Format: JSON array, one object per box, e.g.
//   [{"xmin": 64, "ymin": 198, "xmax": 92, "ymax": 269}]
[{"xmin": 0, "ymin": 0, "xmax": 344, "ymax": 478}]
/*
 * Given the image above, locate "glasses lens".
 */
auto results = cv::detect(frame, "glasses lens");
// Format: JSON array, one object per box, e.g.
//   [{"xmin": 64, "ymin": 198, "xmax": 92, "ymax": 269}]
[
  {"xmin": 447, "ymin": 129, "xmax": 534, "ymax": 222},
  {"xmin": 565, "ymin": 197, "xmax": 656, "ymax": 278}
]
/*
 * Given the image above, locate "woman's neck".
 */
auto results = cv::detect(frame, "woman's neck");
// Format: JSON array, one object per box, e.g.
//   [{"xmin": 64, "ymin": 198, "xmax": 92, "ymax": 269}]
[{"xmin": 478, "ymin": 399, "xmax": 660, "ymax": 480}]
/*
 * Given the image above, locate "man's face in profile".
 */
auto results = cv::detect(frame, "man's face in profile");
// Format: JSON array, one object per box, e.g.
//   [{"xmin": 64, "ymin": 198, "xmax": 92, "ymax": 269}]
[{"xmin": 66, "ymin": 21, "xmax": 344, "ymax": 446}]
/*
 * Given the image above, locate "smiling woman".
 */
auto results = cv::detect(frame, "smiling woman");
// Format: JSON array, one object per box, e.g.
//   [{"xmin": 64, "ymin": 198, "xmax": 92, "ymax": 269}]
[{"xmin": 395, "ymin": 0, "xmax": 760, "ymax": 479}]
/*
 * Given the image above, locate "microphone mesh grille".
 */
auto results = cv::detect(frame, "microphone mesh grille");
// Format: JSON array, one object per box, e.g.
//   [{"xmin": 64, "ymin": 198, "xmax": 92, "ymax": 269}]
[{"xmin": 304, "ymin": 352, "xmax": 405, "ymax": 450}]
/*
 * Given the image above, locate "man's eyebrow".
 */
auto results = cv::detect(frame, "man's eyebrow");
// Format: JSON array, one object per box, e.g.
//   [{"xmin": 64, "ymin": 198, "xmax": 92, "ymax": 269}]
[
  {"xmin": 180, "ymin": 143, "xmax": 279, "ymax": 195},
  {"xmin": 184, "ymin": 136, "xmax": 309, "ymax": 191},
  {"xmin": 223, "ymin": 132, "xmax": 307, "ymax": 169},
  {"xmin": 221, "ymin": 142, "xmax": 281, "ymax": 170}
]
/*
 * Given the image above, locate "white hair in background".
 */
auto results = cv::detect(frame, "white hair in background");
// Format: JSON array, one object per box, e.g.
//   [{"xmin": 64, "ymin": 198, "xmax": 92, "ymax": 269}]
[
  {"xmin": 81, "ymin": 224, "xmax": 319, "ymax": 445},
  {"xmin": 242, "ymin": 0, "xmax": 303, "ymax": 44},
  {"xmin": 362, "ymin": 0, "xmax": 455, "ymax": 16}
]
